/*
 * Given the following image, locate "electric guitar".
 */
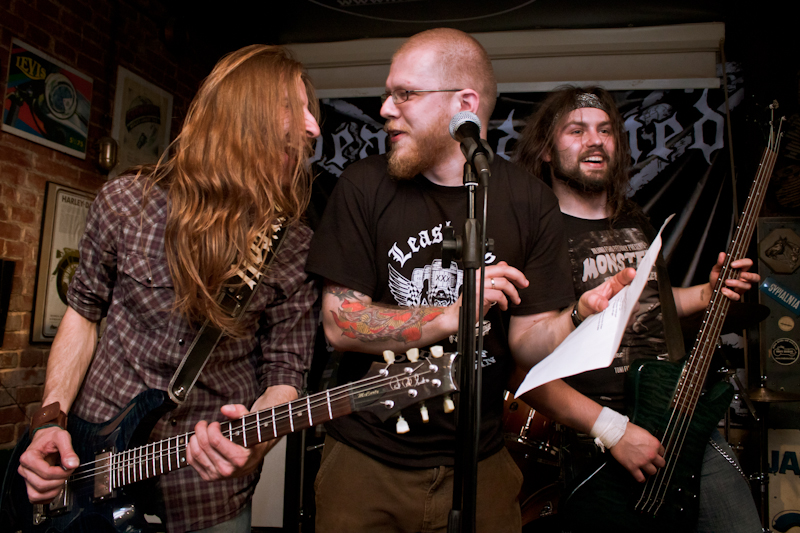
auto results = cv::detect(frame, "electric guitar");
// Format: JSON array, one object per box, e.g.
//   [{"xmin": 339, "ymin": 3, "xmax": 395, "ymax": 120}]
[
  {"xmin": 561, "ymin": 105, "xmax": 784, "ymax": 532},
  {"xmin": 0, "ymin": 349, "xmax": 458, "ymax": 533}
]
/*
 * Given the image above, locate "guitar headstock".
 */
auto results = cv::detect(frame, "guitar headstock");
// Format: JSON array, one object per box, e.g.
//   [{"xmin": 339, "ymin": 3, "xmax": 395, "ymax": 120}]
[
  {"xmin": 353, "ymin": 347, "xmax": 458, "ymax": 423},
  {"xmin": 768, "ymin": 100, "xmax": 785, "ymax": 153}
]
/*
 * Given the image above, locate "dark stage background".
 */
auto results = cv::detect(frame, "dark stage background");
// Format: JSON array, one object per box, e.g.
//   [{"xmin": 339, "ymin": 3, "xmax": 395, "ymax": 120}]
[{"xmin": 308, "ymin": 63, "xmax": 762, "ymax": 290}]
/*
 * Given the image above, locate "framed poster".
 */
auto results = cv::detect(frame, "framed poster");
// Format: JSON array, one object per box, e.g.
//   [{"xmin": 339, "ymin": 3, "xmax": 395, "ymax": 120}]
[
  {"xmin": 31, "ymin": 183, "xmax": 96, "ymax": 343},
  {"xmin": 2, "ymin": 39, "xmax": 93, "ymax": 159},
  {"xmin": 110, "ymin": 66, "xmax": 173, "ymax": 178}
]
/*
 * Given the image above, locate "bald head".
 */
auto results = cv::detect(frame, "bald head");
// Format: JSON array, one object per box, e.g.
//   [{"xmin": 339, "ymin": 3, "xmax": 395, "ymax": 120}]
[{"xmin": 395, "ymin": 28, "xmax": 497, "ymax": 122}]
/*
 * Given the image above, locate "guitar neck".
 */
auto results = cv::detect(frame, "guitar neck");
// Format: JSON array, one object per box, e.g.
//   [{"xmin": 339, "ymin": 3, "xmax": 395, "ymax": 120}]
[
  {"xmin": 673, "ymin": 141, "xmax": 781, "ymax": 415},
  {"xmin": 104, "ymin": 382, "xmax": 361, "ymax": 488},
  {"xmin": 92, "ymin": 351, "xmax": 454, "ymax": 489},
  {"xmin": 66, "ymin": 351, "xmax": 455, "ymax": 494}
]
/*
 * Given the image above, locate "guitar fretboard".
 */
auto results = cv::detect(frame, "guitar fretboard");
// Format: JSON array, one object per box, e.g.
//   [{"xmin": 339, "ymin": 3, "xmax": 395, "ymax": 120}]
[
  {"xmin": 106, "ymin": 385, "xmax": 356, "ymax": 488},
  {"xmin": 63, "ymin": 354, "xmax": 454, "ymax": 499},
  {"xmin": 636, "ymin": 111, "xmax": 784, "ymax": 517},
  {"xmin": 672, "ymin": 143, "xmax": 780, "ymax": 416}
]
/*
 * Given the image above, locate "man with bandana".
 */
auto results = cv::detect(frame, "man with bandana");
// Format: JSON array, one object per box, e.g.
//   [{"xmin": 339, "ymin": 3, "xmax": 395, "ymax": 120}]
[
  {"xmin": 514, "ymin": 85, "xmax": 762, "ymax": 532},
  {"xmin": 306, "ymin": 31, "xmax": 636, "ymax": 533}
]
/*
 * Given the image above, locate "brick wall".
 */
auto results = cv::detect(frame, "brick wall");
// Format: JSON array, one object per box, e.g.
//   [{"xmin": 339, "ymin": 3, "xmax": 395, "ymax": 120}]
[{"xmin": 0, "ymin": 0, "xmax": 208, "ymax": 448}]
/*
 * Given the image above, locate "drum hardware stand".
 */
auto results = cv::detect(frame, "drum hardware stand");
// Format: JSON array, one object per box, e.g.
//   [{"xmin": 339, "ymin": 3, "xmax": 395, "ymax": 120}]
[
  {"xmin": 710, "ymin": 361, "xmax": 773, "ymax": 533},
  {"xmin": 740, "ymin": 321, "xmax": 800, "ymax": 533},
  {"xmin": 718, "ymin": 344, "xmax": 774, "ymax": 533}
]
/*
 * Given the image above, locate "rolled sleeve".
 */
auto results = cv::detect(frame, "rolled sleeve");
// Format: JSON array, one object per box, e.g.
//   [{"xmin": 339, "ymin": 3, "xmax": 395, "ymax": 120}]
[
  {"xmin": 66, "ymin": 182, "xmax": 123, "ymax": 323},
  {"xmin": 257, "ymin": 225, "xmax": 320, "ymax": 393}
]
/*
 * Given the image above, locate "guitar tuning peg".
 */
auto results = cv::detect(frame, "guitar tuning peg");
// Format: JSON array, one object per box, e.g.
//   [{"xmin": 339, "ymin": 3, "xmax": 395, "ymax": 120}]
[
  {"xmin": 443, "ymin": 394, "xmax": 455, "ymax": 413},
  {"xmin": 396, "ymin": 414, "xmax": 410, "ymax": 434},
  {"xmin": 430, "ymin": 345, "xmax": 444, "ymax": 358},
  {"xmin": 383, "ymin": 350, "xmax": 396, "ymax": 364},
  {"xmin": 406, "ymin": 348, "xmax": 419, "ymax": 362},
  {"xmin": 419, "ymin": 403, "xmax": 429, "ymax": 422}
]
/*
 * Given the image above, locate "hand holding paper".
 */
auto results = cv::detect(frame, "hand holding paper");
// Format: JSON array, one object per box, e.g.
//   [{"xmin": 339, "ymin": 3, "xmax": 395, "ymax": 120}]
[{"xmin": 515, "ymin": 215, "xmax": 675, "ymax": 397}]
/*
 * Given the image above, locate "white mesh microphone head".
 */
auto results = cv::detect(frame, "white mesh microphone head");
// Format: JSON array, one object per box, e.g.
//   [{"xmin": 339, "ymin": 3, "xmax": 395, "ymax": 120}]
[{"xmin": 449, "ymin": 111, "xmax": 482, "ymax": 140}]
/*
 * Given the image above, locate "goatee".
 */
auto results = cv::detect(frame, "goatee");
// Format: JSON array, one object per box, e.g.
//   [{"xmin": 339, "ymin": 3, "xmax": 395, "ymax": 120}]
[
  {"xmin": 551, "ymin": 151, "xmax": 610, "ymax": 195},
  {"xmin": 386, "ymin": 120, "xmax": 451, "ymax": 180}
]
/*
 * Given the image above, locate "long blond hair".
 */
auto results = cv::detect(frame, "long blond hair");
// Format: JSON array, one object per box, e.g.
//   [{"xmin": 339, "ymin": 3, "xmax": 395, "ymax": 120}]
[{"xmin": 149, "ymin": 45, "xmax": 318, "ymax": 336}]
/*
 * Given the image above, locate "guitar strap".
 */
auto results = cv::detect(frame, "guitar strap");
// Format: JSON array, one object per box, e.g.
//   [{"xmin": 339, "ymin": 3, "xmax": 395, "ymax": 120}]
[
  {"xmin": 168, "ymin": 223, "xmax": 288, "ymax": 404},
  {"xmin": 640, "ymin": 215, "xmax": 685, "ymax": 364},
  {"xmin": 656, "ymin": 252, "xmax": 686, "ymax": 363}
]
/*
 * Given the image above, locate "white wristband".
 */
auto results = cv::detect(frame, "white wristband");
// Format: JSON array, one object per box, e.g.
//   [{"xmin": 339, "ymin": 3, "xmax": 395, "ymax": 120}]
[{"xmin": 589, "ymin": 406, "xmax": 629, "ymax": 452}]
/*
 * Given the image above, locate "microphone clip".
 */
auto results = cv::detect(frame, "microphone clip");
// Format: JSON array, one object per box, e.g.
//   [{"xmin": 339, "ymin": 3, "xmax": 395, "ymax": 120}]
[{"xmin": 458, "ymin": 138, "xmax": 494, "ymax": 167}]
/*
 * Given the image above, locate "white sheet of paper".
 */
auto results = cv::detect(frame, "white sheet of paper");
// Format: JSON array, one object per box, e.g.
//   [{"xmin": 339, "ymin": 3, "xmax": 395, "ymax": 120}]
[{"xmin": 514, "ymin": 214, "xmax": 675, "ymax": 397}]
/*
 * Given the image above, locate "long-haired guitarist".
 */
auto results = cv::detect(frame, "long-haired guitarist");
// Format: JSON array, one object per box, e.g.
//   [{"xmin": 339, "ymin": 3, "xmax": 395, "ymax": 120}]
[
  {"xmin": 514, "ymin": 85, "xmax": 762, "ymax": 532},
  {"xmin": 17, "ymin": 45, "xmax": 321, "ymax": 532}
]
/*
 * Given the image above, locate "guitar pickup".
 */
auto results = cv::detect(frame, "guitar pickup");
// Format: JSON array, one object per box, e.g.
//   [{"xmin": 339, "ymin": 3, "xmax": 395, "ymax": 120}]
[{"xmin": 94, "ymin": 450, "xmax": 114, "ymax": 500}]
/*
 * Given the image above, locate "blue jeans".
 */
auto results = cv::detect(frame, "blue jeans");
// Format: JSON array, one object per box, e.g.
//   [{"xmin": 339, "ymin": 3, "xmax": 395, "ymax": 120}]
[{"xmin": 695, "ymin": 430, "xmax": 761, "ymax": 533}]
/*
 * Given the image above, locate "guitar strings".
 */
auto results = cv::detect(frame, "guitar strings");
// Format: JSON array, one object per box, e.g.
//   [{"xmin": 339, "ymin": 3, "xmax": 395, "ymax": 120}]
[
  {"xmin": 635, "ymin": 143, "xmax": 778, "ymax": 513},
  {"xmin": 66, "ymin": 359, "xmax": 445, "ymax": 485},
  {"xmin": 66, "ymin": 364, "xmax": 431, "ymax": 482},
  {"xmin": 639, "ymin": 142, "xmax": 776, "ymax": 510},
  {"xmin": 66, "ymin": 366, "xmax": 417, "ymax": 483},
  {"xmin": 659, "ymin": 145, "xmax": 774, "ymax": 490},
  {"xmin": 640, "ymin": 146, "xmax": 774, "ymax": 512}
]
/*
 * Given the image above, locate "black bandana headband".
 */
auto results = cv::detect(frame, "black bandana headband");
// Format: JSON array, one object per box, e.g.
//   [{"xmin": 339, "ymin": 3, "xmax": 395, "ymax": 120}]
[
  {"xmin": 554, "ymin": 92, "xmax": 610, "ymax": 125},
  {"xmin": 573, "ymin": 93, "xmax": 608, "ymax": 113}
]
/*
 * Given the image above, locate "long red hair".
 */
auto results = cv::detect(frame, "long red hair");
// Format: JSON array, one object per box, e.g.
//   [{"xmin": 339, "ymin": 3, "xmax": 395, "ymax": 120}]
[{"xmin": 146, "ymin": 45, "xmax": 318, "ymax": 335}]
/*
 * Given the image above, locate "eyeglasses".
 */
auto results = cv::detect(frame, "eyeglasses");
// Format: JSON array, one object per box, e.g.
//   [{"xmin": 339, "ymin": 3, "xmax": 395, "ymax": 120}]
[{"xmin": 380, "ymin": 89, "xmax": 462, "ymax": 105}]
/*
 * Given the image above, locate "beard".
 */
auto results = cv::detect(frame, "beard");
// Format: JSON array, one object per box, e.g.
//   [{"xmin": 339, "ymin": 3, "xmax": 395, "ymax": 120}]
[
  {"xmin": 386, "ymin": 115, "xmax": 452, "ymax": 180},
  {"xmin": 551, "ymin": 147, "xmax": 612, "ymax": 194}
]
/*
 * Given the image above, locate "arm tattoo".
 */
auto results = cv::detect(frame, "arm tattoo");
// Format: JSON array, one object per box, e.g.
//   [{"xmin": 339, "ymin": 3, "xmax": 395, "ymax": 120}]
[{"xmin": 326, "ymin": 286, "xmax": 444, "ymax": 343}]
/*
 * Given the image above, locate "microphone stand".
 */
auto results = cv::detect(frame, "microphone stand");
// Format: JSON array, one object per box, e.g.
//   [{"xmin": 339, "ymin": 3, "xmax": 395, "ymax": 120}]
[{"xmin": 446, "ymin": 142, "xmax": 492, "ymax": 533}]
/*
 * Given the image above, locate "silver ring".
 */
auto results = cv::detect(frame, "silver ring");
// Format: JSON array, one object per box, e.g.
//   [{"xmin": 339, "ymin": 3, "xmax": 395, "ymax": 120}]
[{"xmin": 490, "ymin": 278, "xmax": 495, "ymax": 288}]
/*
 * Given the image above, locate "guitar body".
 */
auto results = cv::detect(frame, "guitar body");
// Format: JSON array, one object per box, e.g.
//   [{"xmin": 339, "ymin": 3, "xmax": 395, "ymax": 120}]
[
  {"xmin": 1, "ymin": 389, "xmax": 173, "ymax": 533},
  {"xmin": 561, "ymin": 359, "xmax": 734, "ymax": 533}
]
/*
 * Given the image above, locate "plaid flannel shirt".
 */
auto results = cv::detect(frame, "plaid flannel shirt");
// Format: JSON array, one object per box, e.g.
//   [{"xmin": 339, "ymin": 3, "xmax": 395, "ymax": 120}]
[{"xmin": 67, "ymin": 175, "xmax": 318, "ymax": 532}]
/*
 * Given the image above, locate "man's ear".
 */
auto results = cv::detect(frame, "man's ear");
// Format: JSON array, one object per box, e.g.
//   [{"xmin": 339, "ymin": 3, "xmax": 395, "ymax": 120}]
[
  {"xmin": 541, "ymin": 149, "xmax": 552, "ymax": 163},
  {"xmin": 456, "ymin": 89, "xmax": 480, "ymax": 115}
]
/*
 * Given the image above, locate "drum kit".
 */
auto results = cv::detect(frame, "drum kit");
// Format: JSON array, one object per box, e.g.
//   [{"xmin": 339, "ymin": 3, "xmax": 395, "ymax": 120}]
[
  {"xmin": 502, "ymin": 301, "xmax": 794, "ymax": 532},
  {"xmin": 501, "ymin": 391, "xmax": 562, "ymax": 530}
]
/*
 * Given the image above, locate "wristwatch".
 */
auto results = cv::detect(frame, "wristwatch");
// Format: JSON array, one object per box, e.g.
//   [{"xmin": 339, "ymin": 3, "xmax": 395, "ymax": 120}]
[
  {"xmin": 570, "ymin": 304, "xmax": 585, "ymax": 328},
  {"xmin": 29, "ymin": 401, "xmax": 68, "ymax": 438}
]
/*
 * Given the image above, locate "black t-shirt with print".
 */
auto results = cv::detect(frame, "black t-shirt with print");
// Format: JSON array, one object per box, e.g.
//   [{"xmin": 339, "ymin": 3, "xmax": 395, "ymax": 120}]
[
  {"xmin": 561, "ymin": 213, "xmax": 667, "ymax": 412},
  {"xmin": 306, "ymin": 155, "xmax": 574, "ymax": 468}
]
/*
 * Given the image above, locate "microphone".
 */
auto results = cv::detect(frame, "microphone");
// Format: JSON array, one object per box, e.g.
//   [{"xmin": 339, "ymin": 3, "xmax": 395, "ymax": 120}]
[{"xmin": 449, "ymin": 111, "xmax": 493, "ymax": 181}]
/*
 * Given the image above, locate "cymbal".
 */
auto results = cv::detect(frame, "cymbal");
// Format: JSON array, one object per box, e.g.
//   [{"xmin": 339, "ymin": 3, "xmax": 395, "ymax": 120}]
[
  {"xmin": 746, "ymin": 386, "xmax": 800, "ymax": 403},
  {"xmin": 680, "ymin": 301, "xmax": 770, "ymax": 334}
]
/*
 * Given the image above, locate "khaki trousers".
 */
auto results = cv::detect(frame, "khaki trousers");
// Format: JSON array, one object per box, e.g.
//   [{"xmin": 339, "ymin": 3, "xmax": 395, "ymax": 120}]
[{"xmin": 314, "ymin": 435, "xmax": 522, "ymax": 533}]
